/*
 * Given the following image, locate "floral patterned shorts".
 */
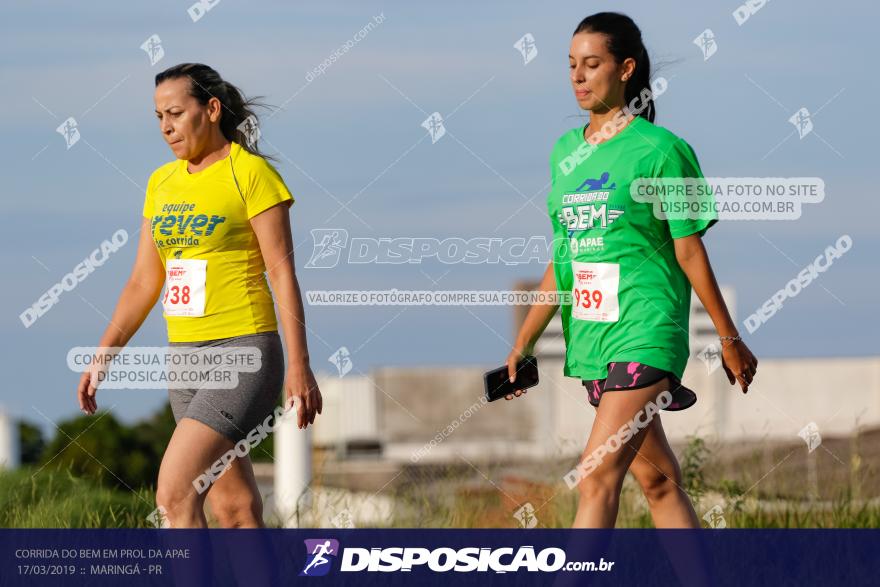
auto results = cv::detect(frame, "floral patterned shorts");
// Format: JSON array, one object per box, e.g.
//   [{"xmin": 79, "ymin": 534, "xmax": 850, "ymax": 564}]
[{"xmin": 581, "ymin": 361, "xmax": 697, "ymax": 411}]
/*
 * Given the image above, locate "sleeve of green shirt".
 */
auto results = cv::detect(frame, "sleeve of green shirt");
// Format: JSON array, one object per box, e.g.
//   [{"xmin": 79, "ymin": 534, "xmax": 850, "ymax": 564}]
[
  {"xmin": 548, "ymin": 138, "xmax": 565, "ymax": 249},
  {"xmin": 654, "ymin": 138, "xmax": 718, "ymax": 239}
]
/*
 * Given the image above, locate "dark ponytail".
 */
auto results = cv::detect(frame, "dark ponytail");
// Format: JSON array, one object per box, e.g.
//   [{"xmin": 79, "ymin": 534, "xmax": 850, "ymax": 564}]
[
  {"xmin": 574, "ymin": 12, "xmax": 655, "ymax": 123},
  {"xmin": 155, "ymin": 63, "xmax": 277, "ymax": 161}
]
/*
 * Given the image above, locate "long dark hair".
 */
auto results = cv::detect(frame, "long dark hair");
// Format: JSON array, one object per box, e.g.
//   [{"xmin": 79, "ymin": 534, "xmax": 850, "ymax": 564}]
[
  {"xmin": 155, "ymin": 63, "xmax": 276, "ymax": 161},
  {"xmin": 573, "ymin": 12, "xmax": 655, "ymax": 123}
]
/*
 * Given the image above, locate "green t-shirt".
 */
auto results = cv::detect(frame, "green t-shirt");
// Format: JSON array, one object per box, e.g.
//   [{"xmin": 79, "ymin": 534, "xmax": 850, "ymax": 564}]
[{"xmin": 546, "ymin": 116, "xmax": 717, "ymax": 381}]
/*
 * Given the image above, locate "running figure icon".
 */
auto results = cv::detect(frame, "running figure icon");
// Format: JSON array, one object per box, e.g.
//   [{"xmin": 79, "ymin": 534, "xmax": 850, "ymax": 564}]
[{"xmin": 302, "ymin": 540, "xmax": 337, "ymax": 575}]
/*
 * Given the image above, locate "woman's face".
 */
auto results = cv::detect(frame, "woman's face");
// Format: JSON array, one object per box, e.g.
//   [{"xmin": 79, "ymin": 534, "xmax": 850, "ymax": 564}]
[
  {"xmin": 154, "ymin": 77, "xmax": 221, "ymax": 160},
  {"xmin": 569, "ymin": 31, "xmax": 634, "ymax": 113}
]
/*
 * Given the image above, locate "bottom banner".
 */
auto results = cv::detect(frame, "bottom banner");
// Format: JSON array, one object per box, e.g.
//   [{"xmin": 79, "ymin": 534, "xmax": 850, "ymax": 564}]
[{"xmin": 1, "ymin": 529, "xmax": 876, "ymax": 586}]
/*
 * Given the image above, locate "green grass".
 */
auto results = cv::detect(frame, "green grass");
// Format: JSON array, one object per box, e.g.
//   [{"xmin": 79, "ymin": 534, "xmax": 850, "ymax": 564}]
[
  {"xmin": 4, "ymin": 433, "xmax": 880, "ymax": 528},
  {"xmin": 0, "ymin": 465, "xmax": 156, "ymax": 528},
  {"xmin": 379, "ymin": 471, "xmax": 880, "ymax": 529}
]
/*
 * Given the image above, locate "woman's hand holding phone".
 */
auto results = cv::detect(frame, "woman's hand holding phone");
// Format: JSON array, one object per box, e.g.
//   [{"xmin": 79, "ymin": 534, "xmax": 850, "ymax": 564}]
[{"xmin": 505, "ymin": 343, "xmax": 534, "ymax": 401}]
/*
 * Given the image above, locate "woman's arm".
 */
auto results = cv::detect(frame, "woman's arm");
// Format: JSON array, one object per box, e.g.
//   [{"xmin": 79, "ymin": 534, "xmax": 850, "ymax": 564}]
[
  {"xmin": 77, "ymin": 217, "xmax": 166, "ymax": 414},
  {"xmin": 250, "ymin": 204, "xmax": 322, "ymax": 429},
  {"xmin": 505, "ymin": 260, "xmax": 560, "ymax": 398},
  {"xmin": 674, "ymin": 233, "xmax": 758, "ymax": 392}
]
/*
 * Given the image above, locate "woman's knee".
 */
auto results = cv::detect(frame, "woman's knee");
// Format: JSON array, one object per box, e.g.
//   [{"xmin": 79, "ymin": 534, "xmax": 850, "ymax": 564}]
[
  {"xmin": 576, "ymin": 466, "xmax": 626, "ymax": 504},
  {"xmin": 637, "ymin": 466, "xmax": 683, "ymax": 505},
  {"xmin": 212, "ymin": 492, "xmax": 263, "ymax": 527},
  {"xmin": 155, "ymin": 478, "xmax": 202, "ymax": 517}
]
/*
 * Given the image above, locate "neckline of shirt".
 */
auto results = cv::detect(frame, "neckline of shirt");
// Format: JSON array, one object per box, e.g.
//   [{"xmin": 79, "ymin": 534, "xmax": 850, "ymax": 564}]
[
  {"xmin": 177, "ymin": 142, "xmax": 240, "ymax": 180},
  {"xmin": 578, "ymin": 115, "xmax": 644, "ymax": 150}
]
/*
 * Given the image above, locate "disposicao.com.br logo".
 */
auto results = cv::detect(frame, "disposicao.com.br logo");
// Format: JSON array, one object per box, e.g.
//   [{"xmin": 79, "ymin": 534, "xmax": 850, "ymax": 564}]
[
  {"xmin": 300, "ymin": 539, "xmax": 339, "ymax": 576},
  {"xmin": 300, "ymin": 539, "xmax": 613, "ymax": 575}
]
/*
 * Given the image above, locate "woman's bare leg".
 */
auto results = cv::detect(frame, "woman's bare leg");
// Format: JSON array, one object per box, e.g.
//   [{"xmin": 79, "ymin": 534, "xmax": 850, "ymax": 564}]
[
  {"xmin": 571, "ymin": 378, "xmax": 670, "ymax": 528},
  {"xmin": 626, "ymin": 414, "xmax": 700, "ymax": 528},
  {"xmin": 205, "ymin": 456, "xmax": 265, "ymax": 528},
  {"xmin": 155, "ymin": 418, "xmax": 235, "ymax": 528}
]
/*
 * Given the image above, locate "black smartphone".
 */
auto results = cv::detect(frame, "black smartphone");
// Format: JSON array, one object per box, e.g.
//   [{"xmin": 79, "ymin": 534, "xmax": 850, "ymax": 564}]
[{"xmin": 484, "ymin": 356, "xmax": 539, "ymax": 402}]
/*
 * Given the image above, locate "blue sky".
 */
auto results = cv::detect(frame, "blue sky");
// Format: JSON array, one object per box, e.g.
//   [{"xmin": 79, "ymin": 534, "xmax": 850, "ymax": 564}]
[{"xmin": 2, "ymin": 1, "xmax": 876, "ymax": 430}]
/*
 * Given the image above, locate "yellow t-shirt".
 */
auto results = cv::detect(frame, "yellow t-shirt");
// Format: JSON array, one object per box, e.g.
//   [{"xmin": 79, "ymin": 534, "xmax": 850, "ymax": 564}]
[{"xmin": 142, "ymin": 141, "xmax": 294, "ymax": 342}]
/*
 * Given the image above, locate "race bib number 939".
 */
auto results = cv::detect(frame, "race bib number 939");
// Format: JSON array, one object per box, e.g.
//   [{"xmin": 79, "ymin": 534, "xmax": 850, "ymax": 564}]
[{"xmin": 570, "ymin": 260, "xmax": 619, "ymax": 322}]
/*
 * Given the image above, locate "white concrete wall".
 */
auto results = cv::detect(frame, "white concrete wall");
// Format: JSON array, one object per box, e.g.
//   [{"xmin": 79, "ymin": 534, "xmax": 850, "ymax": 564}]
[
  {"xmin": 311, "ymin": 357, "xmax": 880, "ymax": 460},
  {"xmin": 546, "ymin": 356, "xmax": 880, "ymax": 449},
  {"xmin": 0, "ymin": 409, "xmax": 20, "ymax": 470},
  {"xmin": 312, "ymin": 374, "xmax": 377, "ymax": 447}
]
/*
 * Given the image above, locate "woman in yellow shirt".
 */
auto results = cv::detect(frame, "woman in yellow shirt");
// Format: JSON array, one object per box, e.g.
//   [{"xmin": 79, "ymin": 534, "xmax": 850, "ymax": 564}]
[{"xmin": 76, "ymin": 63, "xmax": 322, "ymax": 528}]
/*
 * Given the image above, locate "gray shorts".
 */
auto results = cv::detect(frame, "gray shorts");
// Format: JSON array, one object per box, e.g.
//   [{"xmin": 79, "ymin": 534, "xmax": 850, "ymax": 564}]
[{"xmin": 167, "ymin": 331, "xmax": 284, "ymax": 443}]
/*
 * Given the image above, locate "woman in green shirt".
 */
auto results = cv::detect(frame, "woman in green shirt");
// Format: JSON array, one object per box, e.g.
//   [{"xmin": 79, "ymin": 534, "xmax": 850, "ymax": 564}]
[{"xmin": 505, "ymin": 12, "xmax": 758, "ymax": 528}]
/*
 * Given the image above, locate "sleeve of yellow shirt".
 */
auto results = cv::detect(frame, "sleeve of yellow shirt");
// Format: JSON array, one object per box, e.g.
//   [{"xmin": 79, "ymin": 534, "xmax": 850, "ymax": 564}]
[
  {"xmin": 243, "ymin": 156, "xmax": 295, "ymax": 219},
  {"xmin": 142, "ymin": 170, "xmax": 157, "ymax": 219}
]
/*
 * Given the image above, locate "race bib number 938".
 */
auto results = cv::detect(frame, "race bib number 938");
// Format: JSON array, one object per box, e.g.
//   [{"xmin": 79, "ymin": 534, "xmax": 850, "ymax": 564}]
[{"xmin": 162, "ymin": 258, "xmax": 207, "ymax": 317}]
